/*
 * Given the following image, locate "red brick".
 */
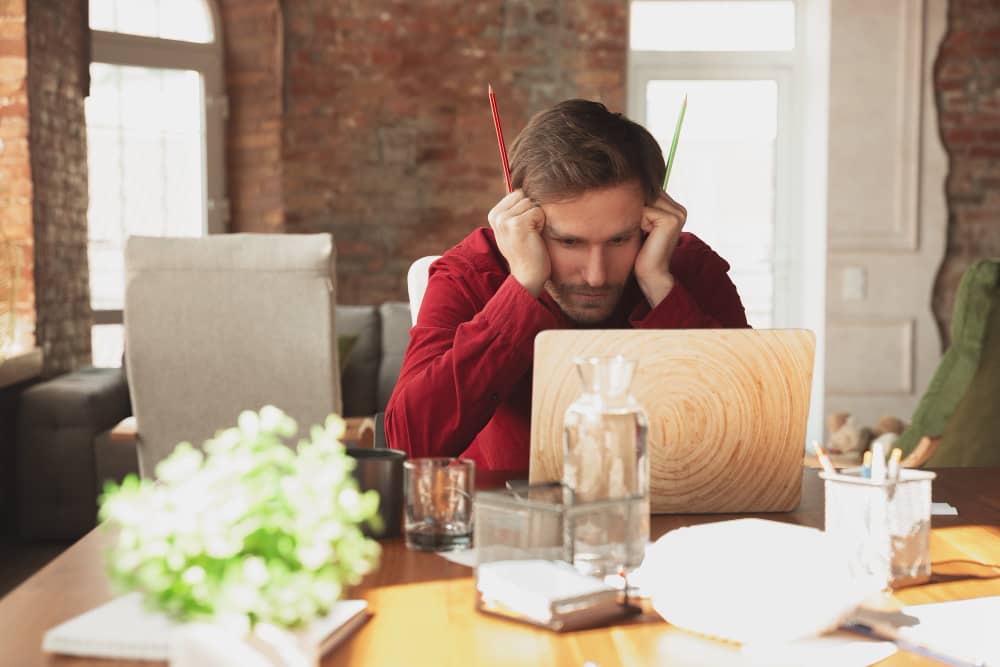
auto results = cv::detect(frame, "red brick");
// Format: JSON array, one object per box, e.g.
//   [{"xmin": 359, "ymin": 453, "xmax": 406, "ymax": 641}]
[
  {"xmin": 933, "ymin": 0, "xmax": 1000, "ymax": 342},
  {"xmin": 22, "ymin": 0, "xmax": 90, "ymax": 372}
]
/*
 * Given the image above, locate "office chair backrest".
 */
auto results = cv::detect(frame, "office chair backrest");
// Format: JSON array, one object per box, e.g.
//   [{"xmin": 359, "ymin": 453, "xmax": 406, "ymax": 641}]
[
  {"xmin": 406, "ymin": 255, "xmax": 441, "ymax": 325},
  {"xmin": 124, "ymin": 233, "xmax": 341, "ymax": 477}
]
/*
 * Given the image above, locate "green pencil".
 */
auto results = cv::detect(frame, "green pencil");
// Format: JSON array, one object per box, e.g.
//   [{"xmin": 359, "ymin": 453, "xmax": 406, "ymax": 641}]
[{"xmin": 663, "ymin": 94, "xmax": 687, "ymax": 190}]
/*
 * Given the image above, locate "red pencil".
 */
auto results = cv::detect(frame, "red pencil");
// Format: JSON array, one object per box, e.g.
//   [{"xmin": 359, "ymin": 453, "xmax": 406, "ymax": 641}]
[{"xmin": 488, "ymin": 84, "xmax": 512, "ymax": 193}]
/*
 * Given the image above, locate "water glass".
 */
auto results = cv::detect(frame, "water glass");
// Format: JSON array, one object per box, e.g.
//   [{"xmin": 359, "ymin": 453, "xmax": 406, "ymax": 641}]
[{"xmin": 403, "ymin": 457, "xmax": 475, "ymax": 551}]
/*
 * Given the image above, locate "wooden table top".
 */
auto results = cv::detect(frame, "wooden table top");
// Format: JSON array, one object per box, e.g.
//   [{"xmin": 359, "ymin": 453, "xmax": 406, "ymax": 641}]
[{"xmin": 2, "ymin": 467, "xmax": 998, "ymax": 667}]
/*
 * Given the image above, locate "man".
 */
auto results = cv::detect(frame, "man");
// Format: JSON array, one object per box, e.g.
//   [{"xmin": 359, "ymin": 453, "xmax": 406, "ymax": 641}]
[{"xmin": 385, "ymin": 99, "xmax": 748, "ymax": 470}]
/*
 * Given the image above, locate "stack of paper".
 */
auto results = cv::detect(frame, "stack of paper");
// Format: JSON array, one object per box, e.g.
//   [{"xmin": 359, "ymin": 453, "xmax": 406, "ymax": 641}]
[{"xmin": 42, "ymin": 593, "xmax": 369, "ymax": 662}]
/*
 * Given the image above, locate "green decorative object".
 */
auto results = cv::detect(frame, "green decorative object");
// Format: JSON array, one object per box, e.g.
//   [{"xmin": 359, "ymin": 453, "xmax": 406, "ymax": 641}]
[
  {"xmin": 662, "ymin": 93, "xmax": 687, "ymax": 191},
  {"xmin": 99, "ymin": 406, "xmax": 381, "ymax": 635},
  {"xmin": 932, "ymin": 291, "xmax": 1000, "ymax": 466},
  {"xmin": 896, "ymin": 259, "xmax": 1000, "ymax": 465}
]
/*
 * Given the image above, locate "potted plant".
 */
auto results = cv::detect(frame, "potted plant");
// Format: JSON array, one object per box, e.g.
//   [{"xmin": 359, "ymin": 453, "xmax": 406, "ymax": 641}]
[{"xmin": 99, "ymin": 406, "xmax": 381, "ymax": 666}]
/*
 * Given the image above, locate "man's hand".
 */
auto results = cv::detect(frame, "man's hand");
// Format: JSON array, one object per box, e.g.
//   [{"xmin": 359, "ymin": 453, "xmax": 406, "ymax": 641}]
[
  {"xmin": 487, "ymin": 189, "xmax": 550, "ymax": 297},
  {"xmin": 635, "ymin": 191, "xmax": 687, "ymax": 308}
]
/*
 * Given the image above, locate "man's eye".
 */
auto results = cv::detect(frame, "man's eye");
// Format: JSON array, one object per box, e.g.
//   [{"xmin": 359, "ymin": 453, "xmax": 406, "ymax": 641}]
[
  {"xmin": 609, "ymin": 235, "xmax": 631, "ymax": 245},
  {"xmin": 559, "ymin": 239, "xmax": 578, "ymax": 247}
]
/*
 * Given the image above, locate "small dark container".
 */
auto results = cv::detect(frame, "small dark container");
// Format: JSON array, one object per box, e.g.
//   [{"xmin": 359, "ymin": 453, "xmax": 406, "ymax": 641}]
[{"xmin": 346, "ymin": 447, "xmax": 407, "ymax": 538}]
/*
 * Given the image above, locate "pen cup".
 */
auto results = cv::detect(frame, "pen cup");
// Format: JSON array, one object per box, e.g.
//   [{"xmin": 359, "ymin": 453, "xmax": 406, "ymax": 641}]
[{"xmin": 821, "ymin": 469, "xmax": 935, "ymax": 590}]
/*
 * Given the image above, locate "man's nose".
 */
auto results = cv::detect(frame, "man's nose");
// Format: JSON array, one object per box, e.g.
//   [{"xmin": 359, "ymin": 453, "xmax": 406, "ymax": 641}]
[{"xmin": 583, "ymin": 246, "xmax": 607, "ymax": 286}]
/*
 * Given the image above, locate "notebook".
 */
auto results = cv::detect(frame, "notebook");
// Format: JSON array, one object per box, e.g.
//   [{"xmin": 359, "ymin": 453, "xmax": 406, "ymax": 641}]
[
  {"xmin": 530, "ymin": 329, "xmax": 815, "ymax": 513},
  {"xmin": 42, "ymin": 593, "xmax": 369, "ymax": 661},
  {"xmin": 476, "ymin": 559, "xmax": 634, "ymax": 631}
]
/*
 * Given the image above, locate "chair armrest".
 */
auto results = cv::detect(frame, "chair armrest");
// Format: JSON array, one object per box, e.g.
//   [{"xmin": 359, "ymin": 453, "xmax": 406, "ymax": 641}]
[
  {"xmin": 343, "ymin": 416, "xmax": 376, "ymax": 448},
  {"xmin": 110, "ymin": 416, "xmax": 137, "ymax": 442},
  {"xmin": 901, "ymin": 436, "xmax": 941, "ymax": 468}
]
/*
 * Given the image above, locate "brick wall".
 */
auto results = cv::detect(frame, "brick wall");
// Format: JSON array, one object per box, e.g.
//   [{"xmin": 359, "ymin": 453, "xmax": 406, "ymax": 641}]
[
  {"xmin": 26, "ymin": 0, "xmax": 90, "ymax": 374},
  {"xmin": 7, "ymin": 0, "xmax": 997, "ymax": 371},
  {"xmin": 933, "ymin": 0, "xmax": 1000, "ymax": 344},
  {"xmin": 220, "ymin": 0, "xmax": 285, "ymax": 233},
  {"xmin": 0, "ymin": 0, "xmax": 33, "ymax": 353},
  {"xmin": 279, "ymin": 0, "xmax": 627, "ymax": 304}
]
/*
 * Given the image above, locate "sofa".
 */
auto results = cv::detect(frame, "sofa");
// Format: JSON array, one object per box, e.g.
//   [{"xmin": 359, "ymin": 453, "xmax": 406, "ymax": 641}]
[{"xmin": 15, "ymin": 301, "xmax": 411, "ymax": 541}]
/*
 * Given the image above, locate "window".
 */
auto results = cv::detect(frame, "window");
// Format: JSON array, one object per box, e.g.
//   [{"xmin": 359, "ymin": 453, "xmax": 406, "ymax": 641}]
[
  {"xmin": 87, "ymin": 0, "xmax": 227, "ymax": 367},
  {"xmin": 628, "ymin": 0, "xmax": 828, "ymax": 444},
  {"xmin": 645, "ymin": 79, "xmax": 779, "ymax": 326},
  {"xmin": 628, "ymin": 0, "xmax": 800, "ymax": 331},
  {"xmin": 89, "ymin": 0, "xmax": 214, "ymax": 43},
  {"xmin": 630, "ymin": 1, "xmax": 795, "ymax": 51}
]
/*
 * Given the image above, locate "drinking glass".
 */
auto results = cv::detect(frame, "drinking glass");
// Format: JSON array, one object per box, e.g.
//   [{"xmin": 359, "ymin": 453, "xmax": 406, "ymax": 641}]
[{"xmin": 403, "ymin": 457, "xmax": 475, "ymax": 551}]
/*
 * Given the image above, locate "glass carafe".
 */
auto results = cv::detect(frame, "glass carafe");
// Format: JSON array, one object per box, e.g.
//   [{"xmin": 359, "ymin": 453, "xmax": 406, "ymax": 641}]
[{"xmin": 562, "ymin": 355, "xmax": 649, "ymax": 578}]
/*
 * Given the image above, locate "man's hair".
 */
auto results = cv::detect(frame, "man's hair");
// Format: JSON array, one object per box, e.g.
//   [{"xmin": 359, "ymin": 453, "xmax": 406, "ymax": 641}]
[{"xmin": 508, "ymin": 99, "xmax": 666, "ymax": 204}]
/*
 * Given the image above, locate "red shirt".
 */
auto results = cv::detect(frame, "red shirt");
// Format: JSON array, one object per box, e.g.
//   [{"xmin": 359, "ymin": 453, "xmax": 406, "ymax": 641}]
[{"xmin": 385, "ymin": 228, "xmax": 749, "ymax": 470}]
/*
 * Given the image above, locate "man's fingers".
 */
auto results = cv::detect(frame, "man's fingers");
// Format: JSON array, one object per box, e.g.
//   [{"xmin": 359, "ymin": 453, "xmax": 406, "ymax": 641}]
[
  {"xmin": 660, "ymin": 190, "xmax": 687, "ymax": 215},
  {"xmin": 505, "ymin": 196, "xmax": 537, "ymax": 220},
  {"xmin": 644, "ymin": 205, "xmax": 685, "ymax": 231},
  {"xmin": 488, "ymin": 189, "xmax": 536, "ymax": 225},
  {"xmin": 491, "ymin": 195, "xmax": 544, "ymax": 234},
  {"xmin": 650, "ymin": 192, "xmax": 687, "ymax": 221}
]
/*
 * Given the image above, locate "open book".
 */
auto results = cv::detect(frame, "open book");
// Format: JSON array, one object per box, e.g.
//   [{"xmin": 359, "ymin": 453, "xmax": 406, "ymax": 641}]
[{"xmin": 43, "ymin": 593, "xmax": 369, "ymax": 661}]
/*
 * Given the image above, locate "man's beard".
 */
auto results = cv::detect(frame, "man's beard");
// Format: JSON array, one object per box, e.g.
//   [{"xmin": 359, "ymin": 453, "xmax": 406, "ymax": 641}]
[{"xmin": 544, "ymin": 280, "xmax": 626, "ymax": 324}]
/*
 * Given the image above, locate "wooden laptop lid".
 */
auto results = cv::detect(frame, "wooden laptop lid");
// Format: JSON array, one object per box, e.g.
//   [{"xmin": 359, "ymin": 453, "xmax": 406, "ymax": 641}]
[{"xmin": 529, "ymin": 329, "xmax": 815, "ymax": 513}]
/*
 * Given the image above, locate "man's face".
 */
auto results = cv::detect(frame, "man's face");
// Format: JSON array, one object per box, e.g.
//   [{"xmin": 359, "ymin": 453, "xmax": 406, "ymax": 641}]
[{"xmin": 540, "ymin": 181, "xmax": 645, "ymax": 324}]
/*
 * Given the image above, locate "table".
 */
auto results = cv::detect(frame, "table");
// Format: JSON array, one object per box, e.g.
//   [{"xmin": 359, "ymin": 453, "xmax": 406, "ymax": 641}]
[{"xmin": 2, "ymin": 468, "xmax": 997, "ymax": 666}]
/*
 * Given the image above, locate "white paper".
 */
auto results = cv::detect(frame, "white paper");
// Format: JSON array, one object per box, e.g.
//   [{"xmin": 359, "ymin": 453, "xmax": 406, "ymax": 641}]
[
  {"xmin": 435, "ymin": 548, "xmax": 478, "ymax": 567},
  {"xmin": 742, "ymin": 631, "xmax": 896, "ymax": 667},
  {"xmin": 42, "ymin": 593, "xmax": 368, "ymax": 662},
  {"xmin": 899, "ymin": 595, "xmax": 1000, "ymax": 666},
  {"xmin": 437, "ymin": 544, "xmax": 570, "ymax": 569},
  {"xmin": 930, "ymin": 502, "xmax": 958, "ymax": 516},
  {"xmin": 643, "ymin": 519, "xmax": 878, "ymax": 645}
]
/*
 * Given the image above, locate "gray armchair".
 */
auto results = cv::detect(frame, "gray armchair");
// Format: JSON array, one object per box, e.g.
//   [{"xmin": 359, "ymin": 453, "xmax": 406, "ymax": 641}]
[
  {"xmin": 123, "ymin": 233, "xmax": 342, "ymax": 476},
  {"xmin": 14, "ymin": 233, "xmax": 412, "ymax": 541},
  {"xmin": 15, "ymin": 367, "xmax": 131, "ymax": 540}
]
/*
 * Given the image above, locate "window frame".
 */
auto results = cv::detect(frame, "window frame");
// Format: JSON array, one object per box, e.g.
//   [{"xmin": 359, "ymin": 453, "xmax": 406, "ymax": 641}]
[
  {"xmin": 628, "ymin": 57, "xmax": 796, "ymax": 327},
  {"xmin": 88, "ymin": 0, "xmax": 227, "ymax": 331}
]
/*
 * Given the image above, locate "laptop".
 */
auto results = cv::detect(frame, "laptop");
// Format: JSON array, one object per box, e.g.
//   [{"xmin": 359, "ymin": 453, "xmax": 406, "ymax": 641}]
[{"xmin": 529, "ymin": 329, "xmax": 815, "ymax": 513}]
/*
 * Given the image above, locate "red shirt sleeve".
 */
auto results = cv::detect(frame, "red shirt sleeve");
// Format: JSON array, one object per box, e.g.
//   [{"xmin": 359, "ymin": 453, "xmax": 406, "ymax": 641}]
[
  {"xmin": 628, "ymin": 233, "xmax": 750, "ymax": 329},
  {"xmin": 385, "ymin": 259, "xmax": 558, "ymax": 459}
]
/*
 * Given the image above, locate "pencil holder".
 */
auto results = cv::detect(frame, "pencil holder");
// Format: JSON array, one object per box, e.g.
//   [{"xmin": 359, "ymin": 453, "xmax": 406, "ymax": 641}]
[{"xmin": 821, "ymin": 469, "xmax": 935, "ymax": 590}]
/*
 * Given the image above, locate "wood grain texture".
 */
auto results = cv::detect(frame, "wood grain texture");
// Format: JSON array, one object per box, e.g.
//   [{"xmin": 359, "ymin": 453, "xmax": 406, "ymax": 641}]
[{"xmin": 530, "ymin": 329, "xmax": 816, "ymax": 513}]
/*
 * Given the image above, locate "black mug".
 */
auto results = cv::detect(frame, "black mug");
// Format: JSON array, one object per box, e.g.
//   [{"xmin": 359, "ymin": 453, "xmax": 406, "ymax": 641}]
[{"xmin": 346, "ymin": 447, "xmax": 407, "ymax": 538}]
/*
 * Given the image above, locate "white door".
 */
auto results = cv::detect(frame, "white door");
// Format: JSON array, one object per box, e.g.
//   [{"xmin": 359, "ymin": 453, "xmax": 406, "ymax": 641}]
[{"xmin": 824, "ymin": 0, "xmax": 948, "ymax": 430}]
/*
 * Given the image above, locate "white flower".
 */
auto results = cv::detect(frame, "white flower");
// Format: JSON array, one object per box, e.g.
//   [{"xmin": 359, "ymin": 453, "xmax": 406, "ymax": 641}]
[
  {"xmin": 258, "ymin": 405, "xmax": 285, "ymax": 432},
  {"xmin": 297, "ymin": 542, "xmax": 332, "ymax": 571},
  {"xmin": 155, "ymin": 443, "xmax": 203, "ymax": 483},
  {"xmin": 237, "ymin": 410, "xmax": 260, "ymax": 437},
  {"xmin": 338, "ymin": 488, "xmax": 360, "ymax": 512},
  {"xmin": 182, "ymin": 565, "xmax": 206, "ymax": 585},
  {"xmin": 243, "ymin": 557, "xmax": 269, "ymax": 586},
  {"xmin": 99, "ymin": 407, "xmax": 382, "ymax": 630}
]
